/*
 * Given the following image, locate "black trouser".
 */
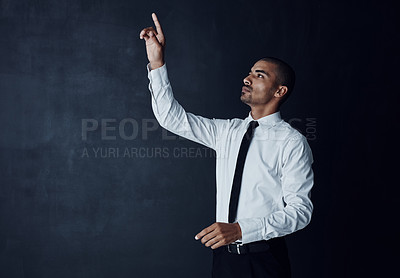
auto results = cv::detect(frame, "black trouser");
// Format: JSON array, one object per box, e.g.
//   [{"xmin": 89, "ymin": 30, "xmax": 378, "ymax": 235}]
[{"xmin": 211, "ymin": 237, "xmax": 291, "ymax": 278}]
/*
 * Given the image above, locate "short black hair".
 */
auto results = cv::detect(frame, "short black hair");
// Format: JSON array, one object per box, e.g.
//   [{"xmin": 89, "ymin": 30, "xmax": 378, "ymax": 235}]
[{"xmin": 260, "ymin": 57, "xmax": 296, "ymax": 104}]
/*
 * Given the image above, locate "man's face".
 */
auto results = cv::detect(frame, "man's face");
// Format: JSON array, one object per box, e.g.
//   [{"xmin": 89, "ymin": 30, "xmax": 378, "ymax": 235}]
[{"xmin": 241, "ymin": 60, "xmax": 279, "ymax": 106}]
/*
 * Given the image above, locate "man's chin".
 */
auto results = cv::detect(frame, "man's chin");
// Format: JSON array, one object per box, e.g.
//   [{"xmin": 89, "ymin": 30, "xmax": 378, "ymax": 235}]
[{"xmin": 240, "ymin": 95, "xmax": 251, "ymax": 104}]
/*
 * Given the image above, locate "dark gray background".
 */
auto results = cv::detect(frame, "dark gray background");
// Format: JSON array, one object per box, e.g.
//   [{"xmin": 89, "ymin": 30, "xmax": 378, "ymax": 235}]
[{"xmin": 0, "ymin": 0, "xmax": 398, "ymax": 277}]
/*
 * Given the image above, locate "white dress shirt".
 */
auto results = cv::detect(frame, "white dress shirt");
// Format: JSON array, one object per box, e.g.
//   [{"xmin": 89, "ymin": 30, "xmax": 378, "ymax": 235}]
[{"xmin": 146, "ymin": 63, "xmax": 314, "ymax": 244}]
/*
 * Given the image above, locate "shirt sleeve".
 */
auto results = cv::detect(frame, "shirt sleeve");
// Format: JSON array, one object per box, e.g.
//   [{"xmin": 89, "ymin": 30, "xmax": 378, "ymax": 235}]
[
  {"xmin": 147, "ymin": 63, "xmax": 222, "ymax": 150},
  {"xmin": 237, "ymin": 135, "xmax": 314, "ymax": 244}
]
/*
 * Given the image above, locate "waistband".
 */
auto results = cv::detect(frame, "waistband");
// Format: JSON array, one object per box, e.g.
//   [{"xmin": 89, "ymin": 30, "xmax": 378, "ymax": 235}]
[{"xmin": 224, "ymin": 237, "xmax": 286, "ymax": 255}]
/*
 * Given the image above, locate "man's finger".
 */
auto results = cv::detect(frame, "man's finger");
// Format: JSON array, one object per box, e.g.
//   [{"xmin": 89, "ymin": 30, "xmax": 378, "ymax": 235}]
[
  {"xmin": 204, "ymin": 234, "xmax": 221, "ymax": 247},
  {"xmin": 152, "ymin": 13, "xmax": 164, "ymax": 36},
  {"xmin": 139, "ymin": 27, "xmax": 157, "ymax": 39},
  {"xmin": 195, "ymin": 223, "xmax": 215, "ymax": 240},
  {"xmin": 211, "ymin": 241, "xmax": 224, "ymax": 250},
  {"xmin": 201, "ymin": 230, "xmax": 218, "ymax": 244},
  {"xmin": 139, "ymin": 29, "xmax": 148, "ymax": 39},
  {"xmin": 195, "ymin": 228, "xmax": 210, "ymax": 240}
]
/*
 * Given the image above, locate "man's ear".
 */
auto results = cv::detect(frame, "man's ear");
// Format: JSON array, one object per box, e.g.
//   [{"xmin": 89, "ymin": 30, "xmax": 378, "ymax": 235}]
[{"xmin": 274, "ymin": 86, "xmax": 288, "ymax": 99}]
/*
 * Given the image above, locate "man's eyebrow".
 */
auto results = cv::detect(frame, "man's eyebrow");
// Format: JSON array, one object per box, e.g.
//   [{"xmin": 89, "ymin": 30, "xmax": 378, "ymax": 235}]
[{"xmin": 250, "ymin": 69, "xmax": 270, "ymax": 77}]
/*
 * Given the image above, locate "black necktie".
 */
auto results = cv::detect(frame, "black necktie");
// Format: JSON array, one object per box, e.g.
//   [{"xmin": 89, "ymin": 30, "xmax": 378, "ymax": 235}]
[{"xmin": 228, "ymin": 120, "xmax": 259, "ymax": 223}]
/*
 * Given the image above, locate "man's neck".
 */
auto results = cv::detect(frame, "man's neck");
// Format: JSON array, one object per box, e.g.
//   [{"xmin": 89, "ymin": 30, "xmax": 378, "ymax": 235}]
[{"xmin": 250, "ymin": 106, "xmax": 279, "ymax": 120}]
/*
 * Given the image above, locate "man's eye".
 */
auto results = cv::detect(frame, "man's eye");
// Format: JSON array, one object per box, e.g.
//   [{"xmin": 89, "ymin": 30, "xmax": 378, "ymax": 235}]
[{"xmin": 257, "ymin": 74, "xmax": 263, "ymax": 78}]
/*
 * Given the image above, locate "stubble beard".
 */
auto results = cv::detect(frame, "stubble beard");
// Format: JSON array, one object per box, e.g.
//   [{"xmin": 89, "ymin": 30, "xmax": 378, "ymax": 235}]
[{"xmin": 240, "ymin": 92, "xmax": 252, "ymax": 105}]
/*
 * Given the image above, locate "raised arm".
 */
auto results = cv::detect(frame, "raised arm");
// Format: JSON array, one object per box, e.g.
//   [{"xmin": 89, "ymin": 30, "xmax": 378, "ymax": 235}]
[{"xmin": 140, "ymin": 13, "xmax": 225, "ymax": 150}]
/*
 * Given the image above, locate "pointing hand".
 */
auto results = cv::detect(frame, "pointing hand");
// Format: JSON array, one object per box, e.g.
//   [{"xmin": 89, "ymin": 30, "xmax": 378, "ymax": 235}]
[{"xmin": 139, "ymin": 13, "xmax": 166, "ymax": 70}]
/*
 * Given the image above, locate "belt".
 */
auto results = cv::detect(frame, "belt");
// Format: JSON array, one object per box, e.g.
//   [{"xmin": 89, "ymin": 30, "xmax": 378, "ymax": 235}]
[{"xmin": 225, "ymin": 238, "xmax": 283, "ymax": 255}]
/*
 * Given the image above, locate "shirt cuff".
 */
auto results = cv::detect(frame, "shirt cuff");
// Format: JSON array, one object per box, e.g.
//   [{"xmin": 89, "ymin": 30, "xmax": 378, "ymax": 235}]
[
  {"xmin": 147, "ymin": 62, "xmax": 170, "ymax": 89},
  {"xmin": 237, "ymin": 218, "xmax": 264, "ymax": 244}
]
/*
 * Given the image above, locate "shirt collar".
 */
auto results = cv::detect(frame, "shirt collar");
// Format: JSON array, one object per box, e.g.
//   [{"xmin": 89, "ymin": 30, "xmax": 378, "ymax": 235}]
[{"xmin": 245, "ymin": 111, "xmax": 282, "ymax": 127}]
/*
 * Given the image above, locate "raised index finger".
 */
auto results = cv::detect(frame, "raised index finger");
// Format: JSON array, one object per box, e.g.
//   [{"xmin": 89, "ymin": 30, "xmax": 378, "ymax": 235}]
[{"xmin": 152, "ymin": 13, "xmax": 164, "ymax": 36}]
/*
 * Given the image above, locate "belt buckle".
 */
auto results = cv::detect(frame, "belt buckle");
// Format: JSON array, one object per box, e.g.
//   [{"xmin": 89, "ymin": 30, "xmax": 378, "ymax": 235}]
[{"xmin": 227, "ymin": 242, "xmax": 243, "ymax": 254}]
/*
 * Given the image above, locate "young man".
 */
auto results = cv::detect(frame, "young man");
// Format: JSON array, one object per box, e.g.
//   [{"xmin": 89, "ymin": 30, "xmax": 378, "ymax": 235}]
[{"xmin": 140, "ymin": 13, "xmax": 314, "ymax": 278}]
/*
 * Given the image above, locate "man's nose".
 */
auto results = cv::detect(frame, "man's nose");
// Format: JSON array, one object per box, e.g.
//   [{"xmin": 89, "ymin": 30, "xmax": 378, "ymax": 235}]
[{"xmin": 243, "ymin": 76, "xmax": 251, "ymax": 85}]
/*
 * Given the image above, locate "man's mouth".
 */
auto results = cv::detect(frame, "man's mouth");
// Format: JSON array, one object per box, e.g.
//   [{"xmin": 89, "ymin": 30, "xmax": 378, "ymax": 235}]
[{"xmin": 242, "ymin": 86, "xmax": 251, "ymax": 94}]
